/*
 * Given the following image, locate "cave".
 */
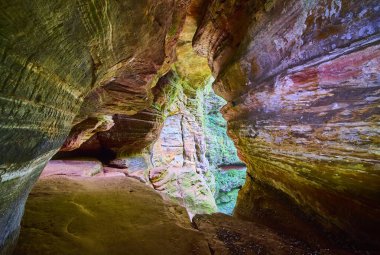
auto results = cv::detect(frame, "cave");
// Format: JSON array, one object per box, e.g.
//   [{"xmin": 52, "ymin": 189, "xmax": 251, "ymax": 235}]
[{"xmin": 0, "ymin": 1, "xmax": 379, "ymax": 255}]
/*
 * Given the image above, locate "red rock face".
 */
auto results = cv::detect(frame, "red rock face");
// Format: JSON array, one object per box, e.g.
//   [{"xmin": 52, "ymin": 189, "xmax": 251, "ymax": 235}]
[{"xmin": 194, "ymin": 0, "xmax": 380, "ymax": 248}]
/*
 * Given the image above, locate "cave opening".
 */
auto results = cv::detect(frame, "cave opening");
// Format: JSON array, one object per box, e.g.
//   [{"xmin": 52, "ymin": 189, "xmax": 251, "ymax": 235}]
[
  {"xmin": 202, "ymin": 79, "xmax": 247, "ymax": 215},
  {"xmin": 48, "ymin": 74, "xmax": 247, "ymax": 218},
  {"xmin": 12, "ymin": 71, "xmax": 249, "ymax": 254}
]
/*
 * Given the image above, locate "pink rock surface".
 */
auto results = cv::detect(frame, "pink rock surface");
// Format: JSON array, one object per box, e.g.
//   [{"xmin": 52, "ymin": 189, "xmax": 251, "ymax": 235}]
[
  {"xmin": 40, "ymin": 160, "xmax": 103, "ymax": 178},
  {"xmin": 94, "ymin": 172, "xmax": 126, "ymax": 178},
  {"xmin": 103, "ymin": 166, "xmax": 147, "ymax": 182},
  {"xmin": 103, "ymin": 166, "xmax": 129, "ymax": 174}
]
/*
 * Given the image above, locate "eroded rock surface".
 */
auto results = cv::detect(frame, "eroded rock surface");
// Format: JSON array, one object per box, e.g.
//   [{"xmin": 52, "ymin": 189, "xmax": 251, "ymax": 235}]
[
  {"xmin": 1, "ymin": 0, "xmax": 380, "ymax": 253},
  {"xmin": 41, "ymin": 159, "xmax": 103, "ymax": 178},
  {"xmin": 17, "ymin": 172, "xmax": 372, "ymax": 255},
  {"xmin": 194, "ymin": 0, "xmax": 380, "ymax": 248},
  {"xmin": 193, "ymin": 213, "xmax": 375, "ymax": 255},
  {"xmin": 60, "ymin": 116, "xmax": 114, "ymax": 152},
  {"xmin": 57, "ymin": 71, "xmax": 179, "ymax": 160},
  {"xmin": 0, "ymin": 1, "xmax": 189, "ymax": 249},
  {"xmin": 150, "ymin": 113, "xmax": 217, "ymax": 217},
  {"xmin": 13, "ymin": 176, "xmax": 211, "ymax": 255}
]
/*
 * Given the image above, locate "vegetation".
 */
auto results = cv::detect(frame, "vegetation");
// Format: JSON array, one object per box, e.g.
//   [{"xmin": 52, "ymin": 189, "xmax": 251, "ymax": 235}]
[
  {"xmin": 214, "ymin": 169, "xmax": 246, "ymax": 214},
  {"xmin": 203, "ymin": 81, "xmax": 241, "ymax": 166},
  {"xmin": 201, "ymin": 80, "xmax": 247, "ymax": 214}
]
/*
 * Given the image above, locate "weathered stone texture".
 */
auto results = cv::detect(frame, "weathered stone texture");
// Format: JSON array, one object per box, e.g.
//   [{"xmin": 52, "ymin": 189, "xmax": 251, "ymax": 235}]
[
  {"xmin": 194, "ymin": 0, "xmax": 380, "ymax": 248},
  {"xmin": 0, "ymin": 0, "xmax": 189, "ymax": 251},
  {"xmin": 61, "ymin": 116, "xmax": 114, "ymax": 152},
  {"xmin": 13, "ymin": 176, "xmax": 211, "ymax": 255},
  {"xmin": 59, "ymin": 71, "xmax": 180, "ymax": 160},
  {"xmin": 1, "ymin": 0, "xmax": 380, "ymax": 253},
  {"xmin": 41, "ymin": 159, "xmax": 103, "ymax": 178},
  {"xmin": 150, "ymin": 113, "xmax": 217, "ymax": 217}
]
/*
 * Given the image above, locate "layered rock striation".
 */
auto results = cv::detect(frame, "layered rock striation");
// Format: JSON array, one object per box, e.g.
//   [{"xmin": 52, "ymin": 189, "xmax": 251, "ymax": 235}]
[
  {"xmin": 194, "ymin": 0, "xmax": 380, "ymax": 248},
  {"xmin": 0, "ymin": 0, "xmax": 379, "ymax": 253},
  {"xmin": 0, "ymin": 0, "xmax": 190, "ymax": 252}
]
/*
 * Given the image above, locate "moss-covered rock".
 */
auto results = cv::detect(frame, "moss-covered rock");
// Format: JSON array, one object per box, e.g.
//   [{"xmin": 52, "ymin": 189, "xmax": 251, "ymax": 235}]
[
  {"xmin": 203, "ymin": 81, "xmax": 241, "ymax": 166},
  {"xmin": 150, "ymin": 112, "xmax": 217, "ymax": 217},
  {"xmin": 214, "ymin": 169, "xmax": 246, "ymax": 214}
]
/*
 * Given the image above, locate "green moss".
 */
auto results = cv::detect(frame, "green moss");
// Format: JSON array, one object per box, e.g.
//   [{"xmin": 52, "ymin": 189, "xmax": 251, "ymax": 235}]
[
  {"xmin": 151, "ymin": 71, "xmax": 183, "ymax": 114},
  {"xmin": 214, "ymin": 169, "xmax": 246, "ymax": 215},
  {"xmin": 203, "ymin": 80, "xmax": 241, "ymax": 166},
  {"xmin": 264, "ymin": 0, "xmax": 277, "ymax": 12}
]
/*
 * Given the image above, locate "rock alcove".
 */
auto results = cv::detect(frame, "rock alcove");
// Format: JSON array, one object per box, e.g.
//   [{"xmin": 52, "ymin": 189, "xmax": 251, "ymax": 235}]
[{"xmin": 0, "ymin": 0, "xmax": 379, "ymax": 254}]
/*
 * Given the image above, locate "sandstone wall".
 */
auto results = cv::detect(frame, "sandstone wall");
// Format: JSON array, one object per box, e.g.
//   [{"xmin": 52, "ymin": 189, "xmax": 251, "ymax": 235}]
[
  {"xmin": 194, "ymin": 0, "xmax": 380, "ymax": 247},
  {"xmin": 1, "ymin": 0, "xmax": 379, "ymax": 252},
  {"xmin": 60, "ymin": 72, "xmax": 177, "ymax": 159},
  {"xmin": 150, "ymin": 113, "xmax": 217, "ymax": 217},
  {"xmin": 0, "ymin": 0, "xmax": 189, "ymax": 252}
]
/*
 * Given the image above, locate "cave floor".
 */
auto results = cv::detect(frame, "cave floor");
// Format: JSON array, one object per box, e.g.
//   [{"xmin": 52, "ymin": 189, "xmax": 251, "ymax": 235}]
[
  {"xmin": 13, "ymin": 175, "xmax": 371, "ymax": 255},
  {"xmin": 13, "ymin": 176, "xmax": 210, "ymax": 255}
]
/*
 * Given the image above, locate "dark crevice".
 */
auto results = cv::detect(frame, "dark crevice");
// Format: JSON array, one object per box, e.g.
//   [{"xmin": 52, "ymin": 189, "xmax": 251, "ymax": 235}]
[{"xmin": 207, "ymin": 243, "xmax": 215, "ymax": 255}]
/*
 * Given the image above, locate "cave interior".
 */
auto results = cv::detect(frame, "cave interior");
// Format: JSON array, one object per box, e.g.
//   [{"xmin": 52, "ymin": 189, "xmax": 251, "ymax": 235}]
[{"xmin": 0, "ymin": 0, "xmax": 379, "ymax": 254}]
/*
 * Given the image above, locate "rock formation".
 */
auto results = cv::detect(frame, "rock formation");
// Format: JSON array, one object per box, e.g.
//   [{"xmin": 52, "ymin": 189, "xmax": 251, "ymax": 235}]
[
  {"xmin": 14, "ymin": 175, "xmax": 211, "ymax": 255},
  {"xmin": 214, "ymin": 168, "xmax": 246, "ymax": 215},
  {"xmin": 57, "ymin": 71, "xmax": 179, "ymax": 160},
  {"xmin": 194, "ymin": 0, "xmax": 380, "ymax": 248},
  {"xmin": 56, "ymin": 12, "xmax": 218, "ymax": 217},
  {"xmin": 0, "ymin": 0, "xmax": 190, "ymax": 252},
  {"xmin": 0, "ymin": 0, "xmax": 379, "ymax": 253},
  {"xmin": 17, "ymin": 171, "xmax": 356, "ymax": 255},
  {"xmin": 149, "ymin": 106, "xmax": 217, "ymax": 217},
  {"xmin": 60, "ymin": 116, "xmax": 114, "ymax": 152},
  {"xmin": 41, "ymin": 159, "xmax": 103, "ymax": 178}
]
